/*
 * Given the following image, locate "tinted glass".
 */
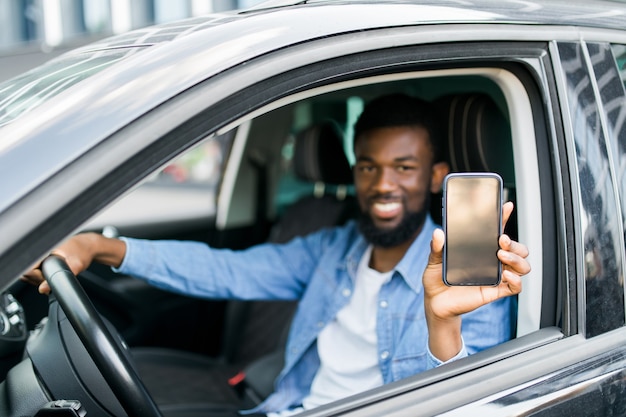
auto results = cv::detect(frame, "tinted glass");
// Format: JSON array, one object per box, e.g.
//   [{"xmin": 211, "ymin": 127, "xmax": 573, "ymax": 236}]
[
  {"xmin": 558, "ymin": 42, "xmax": 625, "ymax": 337},
  {"xmin": 605, "ymin": 43, "xmax": 626, "ymax": 318},
  {"xmin": 611, "ymin": 44, "xmax": 626, "ymax": 89},
  {"xmin": 608, "ymin": 44, "xmax": 626, "ymax": 232}
]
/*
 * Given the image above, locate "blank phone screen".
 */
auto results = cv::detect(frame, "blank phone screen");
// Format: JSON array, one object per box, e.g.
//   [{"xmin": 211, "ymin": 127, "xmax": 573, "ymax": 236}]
[{"xmin": 443, "ymin": 174, "xmax": 502, "ymax": 286}]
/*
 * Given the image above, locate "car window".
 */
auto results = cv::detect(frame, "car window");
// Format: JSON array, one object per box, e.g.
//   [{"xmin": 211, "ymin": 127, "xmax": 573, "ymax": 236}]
[
  {"xmin": 83, "ymin": 132, "xmax": 233, "ymax": 236},
  {"xmin": 559, "ymin": 42, "xmax": 625, "ymax": 336},
  {"xmin": 611, "ymin": 44, "xmax": 626, "ymax": 89},
  {"xmin": 609, "ymin": 44, "xmax": 626, "ymax": 217},
  {"xmin": 149, "ymin": 139, "xmax": 226, "ymax": 187},
  {"xmin": 604, "ymin": 43, "xmax": 626, "ymax": 305},
  {"xmin": 224, "ymin": 64, "xmax": 543, "ymax": 340},
  {"xmin": 198, "ymin": 60, "xmax": 553, "ymax": 417}
]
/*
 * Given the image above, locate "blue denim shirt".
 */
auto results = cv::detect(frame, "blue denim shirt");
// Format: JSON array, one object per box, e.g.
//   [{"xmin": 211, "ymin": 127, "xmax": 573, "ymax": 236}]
[{"xmin": 116, "ymin": 217, "xmax": 514, "ymax": 414}]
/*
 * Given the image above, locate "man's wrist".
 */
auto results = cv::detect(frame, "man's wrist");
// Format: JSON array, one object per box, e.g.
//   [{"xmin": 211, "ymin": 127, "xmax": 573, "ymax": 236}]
[
  {"xmin": 90, "ymin": 233, "xmax": 126, "ymax": 268},
  {"xmin": 426, "ymin": 310, "xmax": 463, "ymax": 362},
  {"xmin": 427, "ymin": 337, "xmax": 467, "ymax": 368}
]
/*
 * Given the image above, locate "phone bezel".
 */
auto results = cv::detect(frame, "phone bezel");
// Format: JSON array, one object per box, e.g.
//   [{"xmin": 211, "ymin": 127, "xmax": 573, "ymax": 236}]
[{"xmin": 442, "ymin": 172, "xmax": 503, "ymax": 286}]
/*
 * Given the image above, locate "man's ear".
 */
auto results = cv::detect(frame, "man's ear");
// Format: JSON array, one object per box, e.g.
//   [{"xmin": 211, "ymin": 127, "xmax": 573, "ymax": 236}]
[{"xmin": 430, "ymin": 161, "xmax": 450, "ymax": 193}]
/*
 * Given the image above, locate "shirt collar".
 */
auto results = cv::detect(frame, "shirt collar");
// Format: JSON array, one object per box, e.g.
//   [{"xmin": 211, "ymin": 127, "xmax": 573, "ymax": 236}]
[
  {"xmin": 394, "ymin": 215, "xmax": 438, "ymax": 294},
  {"xmin": 344, "ymin": 216, "xmax": 439, "ymax": 294}
]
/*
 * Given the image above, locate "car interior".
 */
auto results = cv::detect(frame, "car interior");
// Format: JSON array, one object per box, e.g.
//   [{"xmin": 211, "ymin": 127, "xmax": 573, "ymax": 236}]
[{"xmin": 0, "ymin": 66, "xmax": 548, "ymax": 415}]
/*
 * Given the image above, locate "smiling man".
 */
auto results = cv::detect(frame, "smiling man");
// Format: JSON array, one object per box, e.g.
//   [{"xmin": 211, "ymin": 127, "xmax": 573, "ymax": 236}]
[
  {"xmin": 353, "ymin": 98, "xmax": 449, "ymax": 270},
  {"xmin": 23, "ymin": 93, "xmax": 530, "ymax": 417}
]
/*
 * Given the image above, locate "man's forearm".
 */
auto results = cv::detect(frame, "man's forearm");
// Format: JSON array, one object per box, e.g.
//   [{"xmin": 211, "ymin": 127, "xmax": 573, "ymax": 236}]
[
  {"xmin": 426, "ymin": 312, "xmax": 463, "ymax": 362},
  {"xmin": 96, "ymin": 236, "xmax": 126, "ymax": 268}
]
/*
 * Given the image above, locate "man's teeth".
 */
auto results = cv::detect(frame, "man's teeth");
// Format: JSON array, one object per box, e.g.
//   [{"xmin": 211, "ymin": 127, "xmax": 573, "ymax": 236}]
[{"xmin": 374, "ymin": 202, "xmax": 400, "ymax": 212}]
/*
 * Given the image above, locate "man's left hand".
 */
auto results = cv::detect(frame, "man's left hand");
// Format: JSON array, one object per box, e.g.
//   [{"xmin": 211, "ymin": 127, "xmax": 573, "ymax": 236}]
[{"xmin": 423, "ymin": 201, "xmax": 531, "ymax": 361}]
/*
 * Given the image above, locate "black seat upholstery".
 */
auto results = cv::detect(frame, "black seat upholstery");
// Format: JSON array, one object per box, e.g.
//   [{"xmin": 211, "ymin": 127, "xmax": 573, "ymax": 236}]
[
  {"xmin": 435, "ymin": 93, "xmax": 514, "ymax": 186},
  {"xmin": 269, "ymin": 121, "xmax": 356, "ymax": 243},
  {"xmin": 132, "ymin": 120, "xmax": 356, "ymax": 416},
  {"xmin": 432, "ymin": 93, "xmax": 515, "ymax": 231}
]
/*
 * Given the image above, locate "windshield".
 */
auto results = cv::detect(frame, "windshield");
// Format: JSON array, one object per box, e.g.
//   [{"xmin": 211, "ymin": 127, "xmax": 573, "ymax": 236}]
[{"xmin": 0, "ymin": 47, "xmax": 146, "ymax": 129}]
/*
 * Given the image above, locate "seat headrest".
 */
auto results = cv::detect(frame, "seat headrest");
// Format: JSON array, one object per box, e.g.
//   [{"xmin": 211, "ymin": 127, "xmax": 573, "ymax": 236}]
[
  {"xmin": 435, "ymin": 94, "xmax": 515, "ymax": 188},
  {"xmin": 293, "ymin": 121, "xmax": 353, "ymax": 185}
]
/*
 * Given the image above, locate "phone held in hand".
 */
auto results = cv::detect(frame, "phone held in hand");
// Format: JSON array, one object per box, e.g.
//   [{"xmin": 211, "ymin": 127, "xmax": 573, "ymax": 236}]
[{"xmin": 442, "ymin": 172, "xmax": 503, "ymax": 286}]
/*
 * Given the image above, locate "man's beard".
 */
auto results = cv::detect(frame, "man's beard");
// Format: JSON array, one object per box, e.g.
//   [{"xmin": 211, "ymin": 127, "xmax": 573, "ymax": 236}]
[{"xmin": 358, "ymin": 200, "xmax": 429, "ymax": 248}]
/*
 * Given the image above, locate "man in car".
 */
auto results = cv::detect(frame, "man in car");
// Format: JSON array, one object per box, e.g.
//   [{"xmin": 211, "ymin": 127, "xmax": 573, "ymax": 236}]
[{"xmin": 23, "ymin": 93, "xmax": 530, "ymax": 416}]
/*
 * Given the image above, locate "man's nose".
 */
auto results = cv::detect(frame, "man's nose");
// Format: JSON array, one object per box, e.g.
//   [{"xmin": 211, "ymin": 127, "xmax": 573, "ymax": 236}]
[{"xmin": 372, "ymin": 167, "xmax": 397, "ymax": 193}]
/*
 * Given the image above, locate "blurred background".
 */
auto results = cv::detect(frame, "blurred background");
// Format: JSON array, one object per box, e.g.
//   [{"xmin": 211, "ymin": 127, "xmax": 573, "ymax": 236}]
[{"xmin": 0, "ymin": 0, "xmax": 265, "ymax": 82}]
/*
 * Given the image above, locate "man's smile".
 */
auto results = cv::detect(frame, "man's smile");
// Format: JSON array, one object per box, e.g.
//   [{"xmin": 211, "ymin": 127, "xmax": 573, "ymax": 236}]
[
  {"xmin": 370, "ymin": 200, "xmax": 402, "ymax": 220},
  {"xmin": 366, "ymin": 193, "xmax": 404, "ymax": 222}
]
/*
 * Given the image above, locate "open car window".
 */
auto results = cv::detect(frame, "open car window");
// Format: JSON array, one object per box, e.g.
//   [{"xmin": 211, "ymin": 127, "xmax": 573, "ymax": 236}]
[
  {"xmin": 208, "ymin": 66, "xmax": 545, "ymax": 340},
  {"xmin": 82, "ymin": 59, "xmax": 546, "ymax": 356}
]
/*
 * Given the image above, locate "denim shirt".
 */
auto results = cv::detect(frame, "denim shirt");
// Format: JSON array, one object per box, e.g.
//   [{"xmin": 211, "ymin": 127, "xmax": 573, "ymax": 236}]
[{"xmin": 116, "ymin": 217, "xmax": 514, "ymax": 414}]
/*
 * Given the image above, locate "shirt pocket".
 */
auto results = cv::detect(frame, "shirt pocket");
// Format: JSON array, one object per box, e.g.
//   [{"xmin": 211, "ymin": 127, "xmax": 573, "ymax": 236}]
[{"xmin": 390, "ymin": 350, "xmax": 428, "ymax": 381}]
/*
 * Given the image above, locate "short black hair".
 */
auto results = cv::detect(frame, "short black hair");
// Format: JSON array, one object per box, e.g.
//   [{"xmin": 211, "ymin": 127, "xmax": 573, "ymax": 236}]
[{"xmin": 353, "ymin": 93, "xmax": 444, "ymax": 162}]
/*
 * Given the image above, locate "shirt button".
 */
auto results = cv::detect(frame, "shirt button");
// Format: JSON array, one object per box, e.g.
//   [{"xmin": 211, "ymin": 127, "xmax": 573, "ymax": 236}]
[
  {"xmin": 317, "ymin": 321, "xmax": 325, "ymax": 328},
  {"xmin": 380, "ymin": 300, "xmax": 388, "ymax": 308},
  {"xmin": 380, "ymin": 351, "xmax": 390, "ymax": 360},
  {"xmin": 342, "ymin": 288, "xmax": 351, "ymax": 297}
]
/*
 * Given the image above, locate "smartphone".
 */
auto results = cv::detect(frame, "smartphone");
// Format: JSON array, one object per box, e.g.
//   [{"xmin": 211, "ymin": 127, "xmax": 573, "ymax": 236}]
[{"xmin": 442, "ymin": 172, "xmax": 503, "ymax": 286}]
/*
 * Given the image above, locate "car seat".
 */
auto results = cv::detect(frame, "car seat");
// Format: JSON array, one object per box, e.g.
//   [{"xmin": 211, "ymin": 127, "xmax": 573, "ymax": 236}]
[
  {"xmin": 433, "ymin": 93, "xmax": 516, "ymax": 237},
  {"xmin": 131, "ymin": 120, "xmax": 357, "ymax": 416}
]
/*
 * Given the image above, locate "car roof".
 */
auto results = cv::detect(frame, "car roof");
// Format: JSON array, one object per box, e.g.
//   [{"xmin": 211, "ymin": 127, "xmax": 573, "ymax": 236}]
[
  {"xmin": 70, "ymin": 0, "xmax": 626, "ymax": 54},
  {"xmin": 0, "ymin": 0, "xmax": 625, "ymax": 216}
]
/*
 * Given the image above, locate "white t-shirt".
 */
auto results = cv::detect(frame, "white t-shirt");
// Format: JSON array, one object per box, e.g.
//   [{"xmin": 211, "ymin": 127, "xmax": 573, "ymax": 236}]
[{"xmin": 269, "ymin": 246, "xmax": 392, "ymax": 416}]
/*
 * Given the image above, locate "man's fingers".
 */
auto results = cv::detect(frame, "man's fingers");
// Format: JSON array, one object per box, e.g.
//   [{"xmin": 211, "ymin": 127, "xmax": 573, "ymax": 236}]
[
  {"xmin": 498, "ymin": 248, "xmax": 530, "ymax": 272},
  {"xmin": 499, "ymin": 234, "xmax": 530, "ymax": 261},
  {"xmin": 20, "ymin": 269, "xmax": 44, "ymax": 286},
  {"xmin": 500, "ymin": 269, "xmax": 523, "ymax": 295},
  {"xmin": 429, "ymin": 228, "xmax": 445, "ymax": 263},
  {"xmin": 502, "ymin": 201, "xmax": 514, "ymax": 229},
  {"xmin": 20, "ymin": 269, "xmax": 52, "ymax": 295},
  {"xmin": 38, "ymin": 281, "xmax": 51, "ymax": 295}
]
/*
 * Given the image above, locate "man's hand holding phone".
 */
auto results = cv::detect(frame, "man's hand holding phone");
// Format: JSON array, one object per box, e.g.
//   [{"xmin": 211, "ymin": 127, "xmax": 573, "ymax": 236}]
[{"xmin": 422, "ymin": 201, "xmax": 531, "ymax": 362}]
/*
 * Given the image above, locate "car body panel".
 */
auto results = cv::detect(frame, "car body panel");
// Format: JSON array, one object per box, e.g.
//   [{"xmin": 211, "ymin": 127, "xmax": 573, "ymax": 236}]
[
  {"xmin": 0, "ymin": 1, "xmax": 625, "ymax": 416},
  {"xmin": 303, "ymin": 328, "xmax": 626, "ymax": 416}
]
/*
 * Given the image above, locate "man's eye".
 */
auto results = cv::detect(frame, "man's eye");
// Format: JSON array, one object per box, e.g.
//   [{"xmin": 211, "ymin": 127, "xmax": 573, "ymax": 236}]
[
  {"xmin": 358, "ymin": 165, "xmax": 375, "ymax": 173},
  {"xmin": 397, "ymin": 165, "xmax": 414, "ymax": 172}
]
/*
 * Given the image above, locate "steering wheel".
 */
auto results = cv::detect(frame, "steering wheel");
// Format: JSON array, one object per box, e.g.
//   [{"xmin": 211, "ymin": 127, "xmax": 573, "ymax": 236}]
[{"xmin": 41, "ymin": 254, "xmax": 162, "ymax": 417}]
